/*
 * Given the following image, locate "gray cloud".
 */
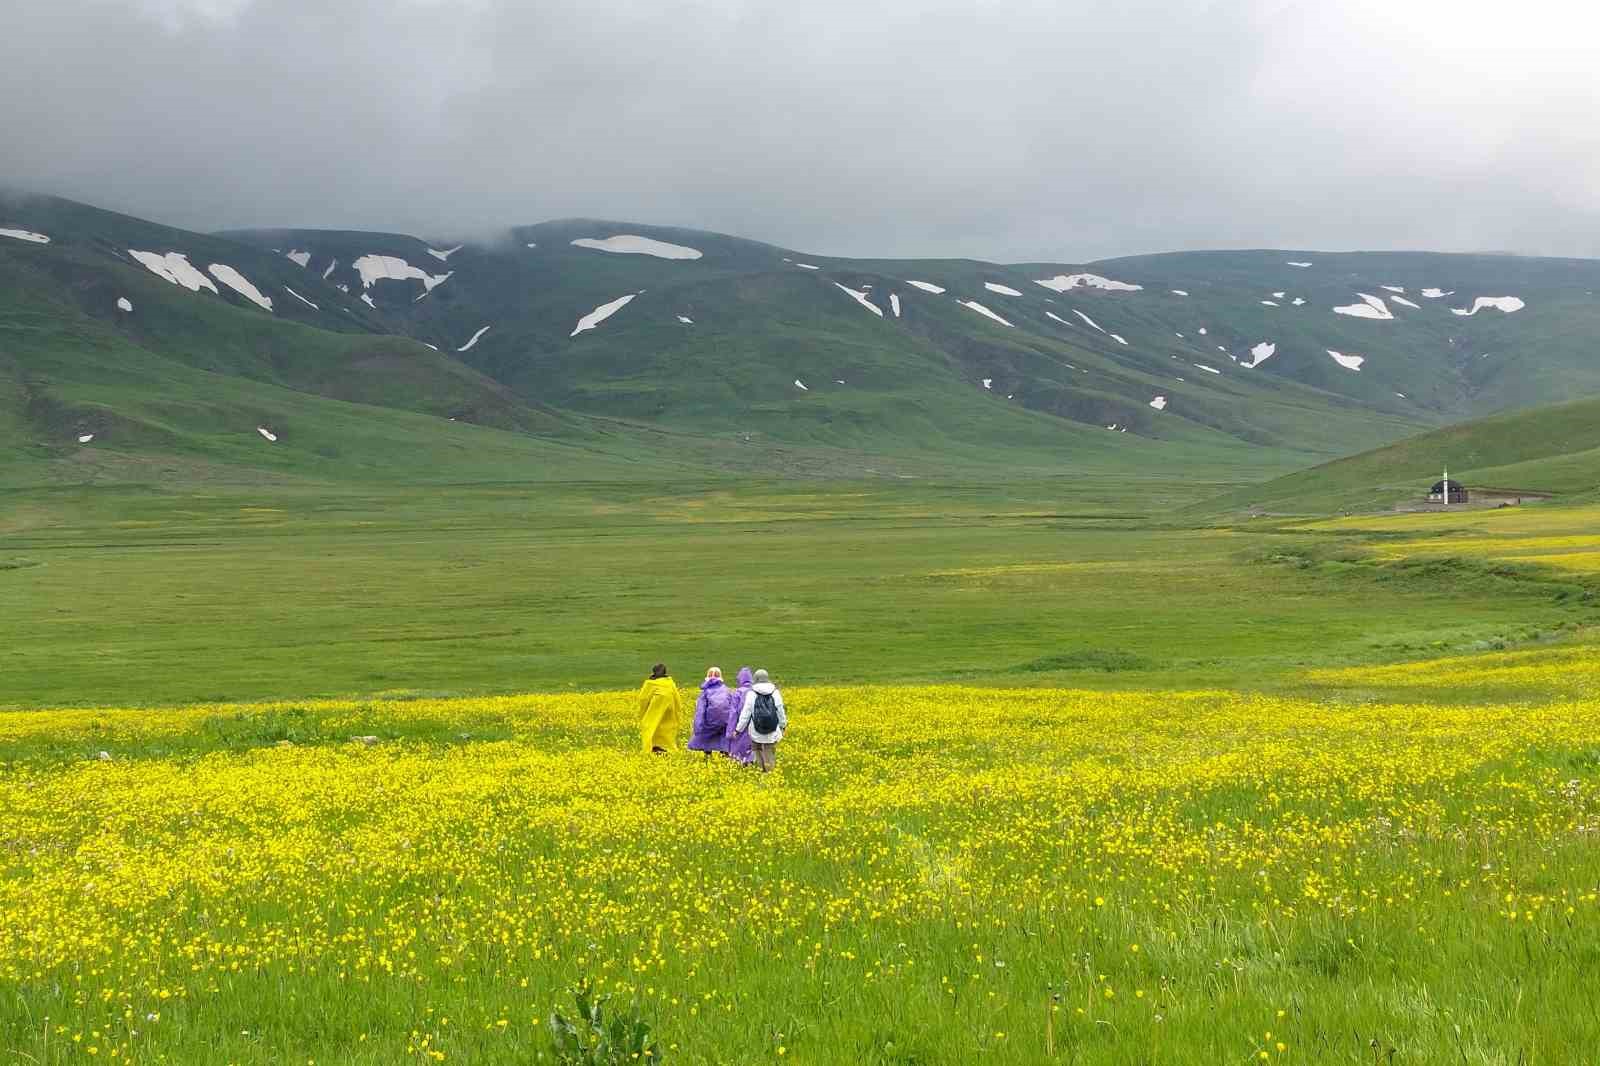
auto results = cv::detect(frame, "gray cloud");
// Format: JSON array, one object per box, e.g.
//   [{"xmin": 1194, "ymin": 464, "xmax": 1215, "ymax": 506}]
[{"xmin": 2, "ymin": 0, "xmax": 1597, "ymax": 261}]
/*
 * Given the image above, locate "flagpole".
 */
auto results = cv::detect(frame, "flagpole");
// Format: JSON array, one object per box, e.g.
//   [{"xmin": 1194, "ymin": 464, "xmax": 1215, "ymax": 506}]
[{"xmin": 1443, "ymin": 466, "xmax": 1448, "ymax": 508}]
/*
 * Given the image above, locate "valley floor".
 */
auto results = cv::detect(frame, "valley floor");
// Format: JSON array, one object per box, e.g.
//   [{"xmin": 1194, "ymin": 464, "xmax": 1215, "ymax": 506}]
[{"xmin": 5, "ymin": 478, "xmax": 1599, "ymax": 1064}]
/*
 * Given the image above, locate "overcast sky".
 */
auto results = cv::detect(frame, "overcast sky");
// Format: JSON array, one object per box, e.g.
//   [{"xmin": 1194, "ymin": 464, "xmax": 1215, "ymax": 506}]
[{"xmin": 3, "ymin": 0, "xmax": 1597, "ymax": 261}]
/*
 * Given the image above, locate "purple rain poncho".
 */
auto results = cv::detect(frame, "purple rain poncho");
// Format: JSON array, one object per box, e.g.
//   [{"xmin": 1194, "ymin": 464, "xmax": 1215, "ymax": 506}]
[
  {"xmin": 688, "ymin": 677, "xmax": 738, "ymax": 754},
  {"xmin": 726, "ymin": 667, "xmax": 755, "ymax": 764}
]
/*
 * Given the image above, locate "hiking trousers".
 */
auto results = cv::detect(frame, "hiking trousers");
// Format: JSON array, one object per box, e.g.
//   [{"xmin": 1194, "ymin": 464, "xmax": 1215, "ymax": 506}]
[{"xmin": 754, "ymin": 742, "xmax": 777, "ymax": 772}]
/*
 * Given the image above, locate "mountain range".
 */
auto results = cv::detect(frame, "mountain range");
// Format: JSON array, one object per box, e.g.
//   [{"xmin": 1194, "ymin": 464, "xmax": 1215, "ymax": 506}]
[{"xmin": 5, "ymin": 193, "xmax": 1598, "ymax": 499}]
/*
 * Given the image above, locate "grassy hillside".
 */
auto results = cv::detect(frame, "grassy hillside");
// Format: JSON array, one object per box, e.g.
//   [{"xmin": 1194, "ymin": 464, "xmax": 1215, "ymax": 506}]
[
  {"xmin": 1199, "ymin": 394, "xmax": 1600, "ymax": 514},
  {"xmin": 8, "ymin": 194, "xmax": 1600, "ymax": 490}
]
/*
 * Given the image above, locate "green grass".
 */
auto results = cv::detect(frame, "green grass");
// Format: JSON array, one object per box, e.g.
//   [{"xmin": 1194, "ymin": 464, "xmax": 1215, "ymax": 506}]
[{"xmin": 7, "ymin": 478, "xmax": 1600, "ymax": 709}]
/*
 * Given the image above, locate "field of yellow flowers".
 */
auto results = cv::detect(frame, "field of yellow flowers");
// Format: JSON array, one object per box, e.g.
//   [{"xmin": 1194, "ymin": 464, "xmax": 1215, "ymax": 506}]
[{"xmin": 3, "ymin": 686, "xmax": 1598, "ymax": 1064}]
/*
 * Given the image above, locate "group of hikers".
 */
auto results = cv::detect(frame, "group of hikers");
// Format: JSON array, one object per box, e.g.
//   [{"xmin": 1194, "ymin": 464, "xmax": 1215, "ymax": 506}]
[{"xmin": 636, "ymin": 663, "xmax": 788, "ymax": 771}]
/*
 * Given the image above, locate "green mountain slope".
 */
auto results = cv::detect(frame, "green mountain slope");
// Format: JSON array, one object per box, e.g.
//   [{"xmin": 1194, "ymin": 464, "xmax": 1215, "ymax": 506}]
[
  {"xmin": 1199, "ymin": 395, "xmax": 1600, "ymax": 515},
  {"xmin": 6, "ymin": 193, "xmax": 1600, "ymax": 488}
]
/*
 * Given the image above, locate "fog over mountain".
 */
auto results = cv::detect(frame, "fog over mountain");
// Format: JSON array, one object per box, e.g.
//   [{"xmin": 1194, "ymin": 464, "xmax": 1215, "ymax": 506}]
[{"xmin": 3, "ymin": 0, "xmax": 1598, "ymax": 261}]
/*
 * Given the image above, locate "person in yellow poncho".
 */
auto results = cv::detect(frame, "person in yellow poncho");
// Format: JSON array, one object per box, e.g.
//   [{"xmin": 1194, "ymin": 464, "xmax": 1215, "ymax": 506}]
[{"xmin": 637, "ymin": 662, "xmax": 684, "ymax": 753}]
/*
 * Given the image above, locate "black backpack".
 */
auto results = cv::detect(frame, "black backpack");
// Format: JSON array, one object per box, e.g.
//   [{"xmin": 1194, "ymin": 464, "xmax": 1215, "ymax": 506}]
[{"xmin": 751, "ymin": 690, "xmax": 780, "ymax": 734}]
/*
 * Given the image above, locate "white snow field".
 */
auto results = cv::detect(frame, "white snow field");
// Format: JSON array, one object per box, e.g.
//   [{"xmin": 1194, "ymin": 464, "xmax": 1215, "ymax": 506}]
[
  {"xmin": 833, "ymin": 283, "xmax": 883, "ymax": 317},
  {"xmin": 1391, "ymin": 294, "xmax": 1420, "ymax": 309},
  {"xmin": 1327, "ymin": 350, "xmax": 1365, "ymax": 371},
  {"xmin": 353, "ymin": 254, "xmax": 451, "ymax": 292},
  {"xmin": 570, "ymin": 235, "xmax": 702, "ymax": 260},
  {"xmin": 984, "ymin": 282, "xmax": 1023, "ymax": 296},
  {"xmin": 208, "ymin": 264, "xmax": 274, "ymax": 311},
  {"xmin": 1170, "ymin": 289, "xmax": 1189, "ymax": 296},
  {"xmin": 1243, "ymin": 341, "xmax": 1276, "ymax": 368},
  {"xmin": 961, "ymin": 300, "xmax": 1014, "ymax": 327},
  {"xmin": 1072, "ymin": 309, "xmax": 1106, "ymax": 333},
  {"xmin": 427, "ymin": 245, "xmax": 463, "ymax": 262},
  {"xmin": 0, "ymin": 228, "xmax": 50, "ymax": 243},
  {"xmin": 890, "ymin": 293, "xmax": 901, "ymax": 317},
  {"xmin": 1034, "ymin": 273, "xmax": 1142, "ymax": 293},
  {"xmin": 906, "ymin": 280, "xmax": 945, "ymax": 293},
  {"xmin": 77, "ymin": 434, "xmax": 95, "ymax": 444},
  {"xmin": 1333, "ymin": 293, "xmax": 1394, "ymax": 320},
  {"xmin": 116, "ymin": 297, "xmax": 133, "ymax": 312},
  {"xmin": 285, "ymin": 250, "xmax": 311, "ymax": 267},
  {"xmin": 128, "ymin": 250, "xmax": 218, "ymax": 293},
  {"xmin": 1286, "ymin": 261, "xmax": 1312, "ymax": 267},
  {"xmin": 457, "ymin": 325, "xmax": 492, "ymax": 351},
  {"xmin": 1149, "ymin": 395, "xmax": 1167, "ymax": 410},
  {"xmin": 283, "ymin": 286, "xmax": 319, "ymax": 311},
  {"xmin": 1421, "ymin": 287, "xmax": 1454, "ymax": 298},
  {"xmin": 677, "ymin": 315, "xmax": 694, "ymax": 324},
  {"xmin": 257, "ymin": 427, "xmax": 278, "ymax": 442},
  {"xmin": 570, "ymin": 294, "xmax": 638, "ymax": 337},
  {"xmin": 794, "ymin": 379, "xmax": 809, "ymax": 391},
  {"xmin": 1452, "ymin": 296, "xmax": 1525, "ymax": 316},
  {"xmin": 1193, "ymin": 363, "xmax": 1221, "ymax": 374}
]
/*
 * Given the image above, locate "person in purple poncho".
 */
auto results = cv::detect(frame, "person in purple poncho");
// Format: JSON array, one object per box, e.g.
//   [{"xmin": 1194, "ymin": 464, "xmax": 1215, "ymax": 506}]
[
  {"xmin": 726, "ymin": 667, "xmax": 755, "ymax": 765},
  {"xmin": 688, "ymin": 667, "xmax": 739, "ymax": 758}
]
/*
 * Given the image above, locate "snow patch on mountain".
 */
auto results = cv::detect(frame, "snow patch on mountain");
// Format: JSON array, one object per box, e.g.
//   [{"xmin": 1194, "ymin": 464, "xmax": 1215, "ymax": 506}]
[
  {"xmin": 1380, "ymin": 285, "xmax": 1405, "ymax": 293},
  {"xmin": 834, "ymin": 282, "xmax": 883, "ymax": 317},
  {"xmin": 116, "ymin": 297, "xmax": 133, "ymax": 312},
  {"xmin": 208, "ymin": 264, "xmax": 273, "ymax": 311},
  {"xmin": 457, "ymin": 325, "xmax": 492, "ymax": 351},
  {"xmin": 1072, "ymin": 309, "xmax": 1106, "ymax": 333},
  {"xmin": 1193, "ymin": 363, "xmax": 1220, "ymax": 374},
  {"xmin": 1260, "ymin": 300, "xmax": 1279, "ymax": 307},
  {"xmin": 1149, "ymin": 395, "xmax": 1167, "ymax": 410},
  {"xmin": 1291, "ymin": 297, "xmax": 1306, "ymax": 306},
  {"xmin": 571, "ymin": 235, "xmax": 702, "ymax": 260},
  {"xmin": 427, "ymin": 245, "xmax": 463, "ymax": 262},
  {"xmin": 1286, "ymin": 261, "xmax": 1312, "ymax": 267},
  {"xmin": 360, "ymin": 294, "xmax": 375, "ymax": 308},
  {"xmin": 1327, "ymin": 350, "xmax": 1365, "ymax": 371},
  {"xmin": 257, "ymin": 427, "xmax": 278, "ymax": 442},
  {"xmin": 283, "ymin": 286, "xmax": 319, "ymax": 310},
  {"xmin": 1333, "ymin": 293, "xmax": 1394, "ymax": 320},
  {"xmin": 1452, "ymin": 296, "xmax": 1525, "ymax": 316},
  {"xmin": 1170, "ymin": 289, "xmax": 1189, "ymax": 296},
  {"xmin": 1243, "ymin": 341, "xmax": 1276, "ymax": 368},
  {"xmin": 982, "ymin": 378, "xmax": 992, "ymax": 390},
  {"xmin": 984, "ymin": 282, "xmax": 1022, "ymax": 296},
  {"xmin": 0, "ymin": 227, "xmax": 49, "ymax": 244},
  {"xmin": 1391, "ymin": 294, "xmax": 1420, "ymax": 309},
  {"xmin": 905, "ymin": 280, "xmax": 945, "ymax": 293},
  {"xmin": 78, "ymin": 433, "xmax": 95, "ymax": 444},
  {"xmin": 890, "ymin": 293, "xmax": 901, "ymax": 317},
  {"xmin": 961, "ymin": 300, "xmax": 1013, "ymax": 327},
  {"xmin": 354, "ymin": 255, "xmax": 452, "ymax": 292},
  {"xmin": 571, "ymin": 293, "xmax": 638, "ymax": 337},
  {"xmin": 284, "ymin": 250, "xmax": 311, "ymax": 267},
  {"xmin": 322, "ymin": 259, "xmax": 338, "ymax": 279},
  {"xmin": 1111, "ymin": 333, "xmax": 1127, "ymax": 345},
  {"xmin": 1035, "ymin": 273, "xmax": 1142, "ymax": 293},
  {"xmin": 794, "ymin": 379, "xmax": 809, "ymax": 391},
  {"xmin": 1421, "ymin": 287, "xmax": 1453, "ymax": 298},
  {"xmin": 128, "ymin": 250, "xmax": 218, "ymax": 293},
  {"xmin": 677, "ymin": 315, "xmax": 693, "ymax": 324}
]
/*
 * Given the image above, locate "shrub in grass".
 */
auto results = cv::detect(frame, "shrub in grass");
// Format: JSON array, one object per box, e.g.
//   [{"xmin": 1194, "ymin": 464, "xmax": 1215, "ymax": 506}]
[{"xmin": 548, "ymin": 978, "xmax": 663, "ymax": 1065}]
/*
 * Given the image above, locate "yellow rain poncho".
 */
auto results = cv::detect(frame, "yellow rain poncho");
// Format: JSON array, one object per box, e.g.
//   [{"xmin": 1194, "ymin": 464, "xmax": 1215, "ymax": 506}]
[{"xmin": 637, "ymin": 676, "xmax": 684, "ymax": 752}]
